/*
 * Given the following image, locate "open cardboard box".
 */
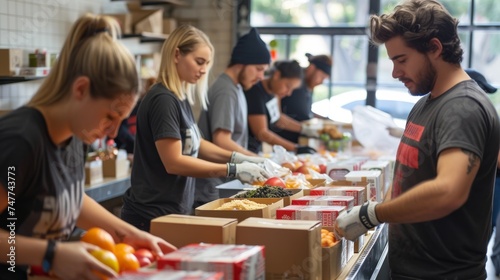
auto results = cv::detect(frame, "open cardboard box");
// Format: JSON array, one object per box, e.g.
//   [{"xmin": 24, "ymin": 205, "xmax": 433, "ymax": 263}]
[
  {"xmin": 195, "ymin": 198, "xmax": 283, "ymax": 222},
  {"xmin": 236, "ymin": 217, "xmax": 322, "ymax": 280},
  {"xmin": 127, "ymin": 2, "xmax": 163, "ymax": 34},
  {"xmin": 150, "ymin": 214, "xmax": 237, "ymax": 248},
  {"xmin": 231, "ymin": 188, "xmax": 304, "ymax": 207}
]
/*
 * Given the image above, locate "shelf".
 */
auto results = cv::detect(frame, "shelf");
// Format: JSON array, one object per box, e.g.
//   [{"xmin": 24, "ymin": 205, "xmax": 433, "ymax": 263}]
[
  {"xmin": 0, "ymin": 76, "xmax": 45, "ymax": 85},
  {"xmin": 111, "ymin": 0, "xmax": 188, "ymax": 6},
  {"xmin": 122, "ymin": 33, "xmax": 166, "ymax": 43}
]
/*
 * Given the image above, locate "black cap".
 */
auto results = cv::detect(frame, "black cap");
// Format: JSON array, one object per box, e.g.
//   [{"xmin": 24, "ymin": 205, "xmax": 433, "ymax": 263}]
[
  {"xmin": 306, "ymin": 53, "xmax": 332, "ymax": 76},
  {"xmin": 230, "ymin": 28, "xmax": 270, "ymax": 65},
  {"xmin": 465, "ymin": 69, "xmax": 497, "ymax": 94}
]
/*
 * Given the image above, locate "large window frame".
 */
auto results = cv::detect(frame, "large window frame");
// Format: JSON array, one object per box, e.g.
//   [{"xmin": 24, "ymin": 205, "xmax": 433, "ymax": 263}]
[{"xmin": 240, "ymin": 0, "xmax": 500, "ymax": 110}]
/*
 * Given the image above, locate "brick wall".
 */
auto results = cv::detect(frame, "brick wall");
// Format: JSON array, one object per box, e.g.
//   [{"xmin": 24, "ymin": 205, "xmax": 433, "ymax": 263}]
[{"xmin": 0, "ymin": 0, "xmax": 235, "ymax": 113}]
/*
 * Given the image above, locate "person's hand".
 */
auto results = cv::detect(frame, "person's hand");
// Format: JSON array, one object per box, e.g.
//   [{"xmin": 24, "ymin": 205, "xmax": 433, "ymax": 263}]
[
  {"xmin": 228, "ymin": 162, "xmax": 271, "ymax": 184},
  {"xmin": 230, "ymin": 152, "xmax": 267, "ymax": 164},
  {"xmin": 296, "ymin": 145, "xmax": 316, "ymax": 154},
  {"xmin": 301, "ymin": 124, "xmax": 320, "ymax": 138},
  {"xmin": 51, "ymin": 241, "xmax": 118, "ymax": 280},
  {"xmin": 335, "ymin": 201, "xmax": 381, "ymax": 241},
  {"xmin": 387, "ymin": 126, "xmax": 404, "ymax": 138},
  {"xmin": 121, "ymin": 229, "xmax": 177, "ymax": 258}
]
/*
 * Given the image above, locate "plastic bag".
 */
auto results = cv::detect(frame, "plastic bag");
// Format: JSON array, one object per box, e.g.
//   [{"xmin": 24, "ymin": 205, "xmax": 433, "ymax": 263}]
[{"xmin": 352, "ymin": 105, "xmax": 401, "ymax": 154}]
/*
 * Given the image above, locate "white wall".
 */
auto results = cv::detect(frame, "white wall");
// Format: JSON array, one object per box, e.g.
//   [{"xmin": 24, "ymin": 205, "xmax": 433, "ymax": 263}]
[{"xmin": 0, "ymin": 0, "xmax": 234, "ymax": 112}]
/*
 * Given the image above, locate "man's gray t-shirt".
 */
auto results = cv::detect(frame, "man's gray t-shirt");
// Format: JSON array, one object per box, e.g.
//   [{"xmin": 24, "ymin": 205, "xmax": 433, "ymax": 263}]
[
  {"xmin": 195, "ymin": 74, "xmax": 248, "ymax": 208},
  {"xmin": 390, "ymin": 80, "xmax": 500, "ymax": 279}
]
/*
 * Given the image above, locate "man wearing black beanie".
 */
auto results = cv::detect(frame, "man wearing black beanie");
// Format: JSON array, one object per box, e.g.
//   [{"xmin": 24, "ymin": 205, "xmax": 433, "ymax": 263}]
[{"xmin": 195, "ymin": 28, "xmax": 270, "ymax": 210}]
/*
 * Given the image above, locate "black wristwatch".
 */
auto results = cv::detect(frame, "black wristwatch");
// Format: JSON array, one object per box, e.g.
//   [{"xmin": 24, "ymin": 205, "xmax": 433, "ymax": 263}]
[{"xmin": 42, "ymin": 240, "xmax": 57, "ymax": 273}]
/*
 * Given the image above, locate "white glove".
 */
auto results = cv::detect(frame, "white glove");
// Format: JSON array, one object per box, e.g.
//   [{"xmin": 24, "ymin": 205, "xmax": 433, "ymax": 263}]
[
  {"xmin": 227, "ymin": 162, "xmax": 271, "ymax": 184},
  {"xmin": 387, "ymin": 126, "xmax": 404, "ymax": 138},
  {"xmin": 300, "ymin": 124, "xmax": 320, "ymax": 138},
  {"xmin": 230, "ymin": 152, "xmax": 267, "ymax": 164},
  {"xmin": 335, "ymin": 201, "xmax": 381, "ymax": 241}
]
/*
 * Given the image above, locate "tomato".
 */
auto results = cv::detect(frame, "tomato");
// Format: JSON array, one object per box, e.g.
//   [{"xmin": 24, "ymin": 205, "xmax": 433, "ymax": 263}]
[
  {"xmin": 134, "ymin": 248, "xmax": 155, "ymax": 263},
  {"xmin": 136, "ymin": 256, "xmax": 152, "ymax": 267},
  {"xmin": 264, "ymin": 177, "xmax": 286, "ymax": 188}
]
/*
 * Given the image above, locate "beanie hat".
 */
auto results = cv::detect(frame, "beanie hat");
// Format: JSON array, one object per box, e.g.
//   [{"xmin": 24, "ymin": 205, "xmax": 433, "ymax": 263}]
[
  {"xmin": 230, "ymin": 28, "xmax": 270, "ymax": 65},
  {"xmin": 306, "ymin": 53, "xmax": 332, "ymax": 76},
  {"xmin": 465, "ymin": 69, "xmax": 497, "ymax": 94}
]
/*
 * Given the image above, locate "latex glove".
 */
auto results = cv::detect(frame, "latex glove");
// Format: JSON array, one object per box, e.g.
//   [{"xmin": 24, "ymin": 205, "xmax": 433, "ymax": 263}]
[
  {"xmin": 230, "ymin": 152, "xmax": 267, "ymax": 164},
  {"xmin": 301, "ymin": 124, "xmax": 320, "ymax": 138},
  {"xmin": 296, "ymin": 145, "xmax": 317, "ymax": 154},
  {"xmin": 227, "ymin": 162, "xmax": 271, "ymax": 184},
  {"xmin": 387, "ymin": 126, "xmax": 404, "ymax": 138},
  {"xmin": 335, "ymin": 201, "xmax": 381, "ymax": 241}
]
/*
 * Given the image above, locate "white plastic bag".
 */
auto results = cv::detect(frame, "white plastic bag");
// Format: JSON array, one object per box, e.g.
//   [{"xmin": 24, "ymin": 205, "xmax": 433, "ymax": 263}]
[{"xmin": 352, "ymin": 105, "xmax": 401, "ymax": 153}]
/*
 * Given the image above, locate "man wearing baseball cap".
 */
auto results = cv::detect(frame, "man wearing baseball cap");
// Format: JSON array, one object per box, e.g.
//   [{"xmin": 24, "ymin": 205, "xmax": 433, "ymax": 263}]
[
  {"xmin": 277, "ymin": 53, "xmax": 333, "ymax": 143},
  {"xmin": 195, "ymin": 28, "xmax": 270, "ymax": 210}
]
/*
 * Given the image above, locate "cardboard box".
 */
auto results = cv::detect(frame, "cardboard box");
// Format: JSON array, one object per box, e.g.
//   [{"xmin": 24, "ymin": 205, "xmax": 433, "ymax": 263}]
[
  {"xmin": 102, "ymin": 158, "xmax": 130, "ymax": 178},
  {"xmin": 326, "ymin": 158, "xmax": 367, "ymax": 180},
  {"xmin": 353, "ymin": 234, "xmax": 365, "ymax": 253},
  {"xmin": 322, "ymin": 238, "xmax": 347, "ymax": 280},
  {"xmin": 157, "ymin": 243, "xmax": 265, "ymax": 280},
  {"xmin": 308, "ymin": 186, "xmax": 366, "ymax": 206},
  {"xmin": 128, "ymin": 2, "xmax": 163, "ymax": 34},
  {"xmin": 195, "ymin": 198, "xmax": 283, "ymax": 222},
  {"xmin": 28, "ymin": 52, "xmax": 57, "ymax": 68},
  {"xmin": 0, "ymin": 49, "xmax": 23, "ymax": 76},
  {"xmin": 163, "ymin": 18, "xmax": 178, "ymax": 34},
  {"xmin": 150, "ymin": 214, "xmax": 237, "ymax": 248},
  {"xmin": 84, "ymin": 160, "xmax": 103, "ymax": 185},
  {"xmin": 236, "ymin": 217, "xmax": 322, "ymax": 280},
  {"xmin": 233, "ymin": 188, "xmax": 303, "ymax": 206},
  {"xmin": 103, "ymin": 13, "xmax": 132, "ymax": 34}
]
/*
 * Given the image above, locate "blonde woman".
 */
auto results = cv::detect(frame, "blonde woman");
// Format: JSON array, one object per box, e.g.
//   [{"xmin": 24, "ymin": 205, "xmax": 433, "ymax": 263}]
[
  {"xmin": 0, "ymin": 14, "xmax": 176, "ymax": 280},
  {"xmin": 121, "ymin": 25, "xmax": 269, "ymax": 231}
]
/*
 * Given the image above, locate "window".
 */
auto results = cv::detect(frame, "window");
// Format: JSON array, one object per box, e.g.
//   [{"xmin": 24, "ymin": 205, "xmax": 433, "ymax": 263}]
[{"xmin": 248, "ymin": 0, "xmax": 500, "ymax": 115}]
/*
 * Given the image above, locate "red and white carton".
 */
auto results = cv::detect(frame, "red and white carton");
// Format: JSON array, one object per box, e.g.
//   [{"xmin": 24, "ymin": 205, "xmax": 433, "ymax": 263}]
[
  {"xmin": 300, "ymin": 205, "xmax": 346, "ymax": 226},
  {"xmin": 274, "ymin": 205, "xmax": 305, "ymax": 220},
  {"xmin": 118, "ymin": 270, "xmax": 224, "ymax": 280},
  {"xmin": 291, "ymin": 196, "xmax": 319, "ymax": 205},
  {"xmin": 311, "ymin": 195, "xmax": 354, "ymax": 210},
  {"xmin": 276, "ymin": 205, "xmax": 345, "ymax": 227},
  {"xmin": 157, "ymin": 244, "xmax": 265, "ymax": 280},
  {"xmin": 345, "ymin": 170, "xmax": 382, "ymax": 202},
  {"xmin": 326, "ymin": 157, "xmax": 368, "ymax": 180},
  {"xmin": 309, "ymin": 186, "xmax": 366, "ymax": 206}
]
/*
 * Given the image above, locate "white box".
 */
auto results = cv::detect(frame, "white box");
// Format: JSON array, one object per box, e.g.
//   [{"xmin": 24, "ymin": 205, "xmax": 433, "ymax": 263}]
[
  {"xmin": 344, "ymin": 170, "xmax": 382, "ymax": 202},
  {"xmin": 361, "ymin": 160, "xmax": 392, "ymax": 197}
]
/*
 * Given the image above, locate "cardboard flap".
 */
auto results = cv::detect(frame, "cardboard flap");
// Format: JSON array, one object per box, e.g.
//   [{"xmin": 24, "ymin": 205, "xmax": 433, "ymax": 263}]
[{"xmin": 152, "ymin": 214, "xmax": 237, "ymax": 226}]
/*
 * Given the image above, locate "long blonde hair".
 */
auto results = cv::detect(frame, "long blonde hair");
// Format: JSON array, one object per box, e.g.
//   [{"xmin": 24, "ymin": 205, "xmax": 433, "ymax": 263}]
[
  {"xmin": 28, "ymin": 14, "xmax": 139, "ymax": 106},
  {"xmin": 156, "ymin": 25, "xmax": 213, "ymax": 110}
]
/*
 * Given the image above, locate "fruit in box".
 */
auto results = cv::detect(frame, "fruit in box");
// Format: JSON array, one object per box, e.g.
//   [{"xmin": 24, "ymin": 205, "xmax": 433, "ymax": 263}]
[{"xmin": 264, "ymin": 177, "xmax": 286, "ymax": 188}]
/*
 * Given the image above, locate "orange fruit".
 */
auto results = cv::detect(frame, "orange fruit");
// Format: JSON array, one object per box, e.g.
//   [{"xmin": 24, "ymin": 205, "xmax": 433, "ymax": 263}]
[
  {"xmin": 90, "ymin": 248, "xmax": 119, "ymax": 279},
  {"xmin": 81, "ymin": 227, "xmax": 116, "ymax": 252},
  {"xmin": 115, "ymin": 243, "xmax": 135, "ymax": 255},
  {"xmin": 116, "ymin": 252, "xmax": 140, "ymax": 273}
]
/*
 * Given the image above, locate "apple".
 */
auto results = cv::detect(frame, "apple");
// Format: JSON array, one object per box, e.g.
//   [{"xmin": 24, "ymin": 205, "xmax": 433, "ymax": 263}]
[
  {"xmin": 295, "ymin": 166, "xmax": 310, "ymax": 175},
  {"xmin": 264, "ymin": 177, "xmax": 286, "ymax": 188},
  {"xmin": 134, "ymin": 248, "xmax": 155, "ymax": 263},
  {"xmin": 136, "ymin": 256, "xmax": 152, "ymax": 267},
  {"xmin": 319, "ymin": 164, "xmax": 327, "ymax": 174}
]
